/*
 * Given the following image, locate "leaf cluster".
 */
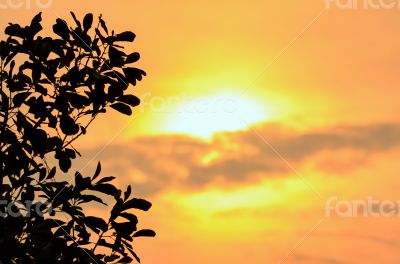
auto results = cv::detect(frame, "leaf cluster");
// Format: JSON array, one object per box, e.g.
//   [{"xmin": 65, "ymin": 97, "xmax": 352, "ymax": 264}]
[{"xmin": 0, "ymin": 12, "xmax": 154, "ymax": 263}]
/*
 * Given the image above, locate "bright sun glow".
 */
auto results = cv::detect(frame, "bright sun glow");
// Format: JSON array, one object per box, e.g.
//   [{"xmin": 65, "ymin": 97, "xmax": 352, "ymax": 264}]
[
  {"xmin": 157, "ymin": 177, "xmax": 315, "ymax": 238},
  {"xmin": 164, "ymin": 93, "xmax": 269, "ymax": 138}
]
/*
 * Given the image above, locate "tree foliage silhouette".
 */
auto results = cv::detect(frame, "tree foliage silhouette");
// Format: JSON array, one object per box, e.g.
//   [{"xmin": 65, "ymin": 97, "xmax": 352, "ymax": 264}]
[{"xmin": 0, "ymin": 12, "xmax": 154, "ymax": 263}]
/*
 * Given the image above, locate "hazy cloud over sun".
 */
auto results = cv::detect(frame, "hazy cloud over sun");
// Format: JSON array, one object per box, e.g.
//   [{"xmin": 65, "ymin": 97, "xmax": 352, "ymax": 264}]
[{"xmin": 75, "ymin": 122, "xmax": 400, "ymax": 197}]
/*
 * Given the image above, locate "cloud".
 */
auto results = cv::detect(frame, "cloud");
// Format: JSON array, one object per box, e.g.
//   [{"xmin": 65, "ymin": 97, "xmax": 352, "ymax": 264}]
[
  {"xmin": 76, "ymin": 123, "xmax": 400, "ymax": 196},
  {"xmin": 292, "ymin": 254, "xmax": 346, "ymax": 264}
]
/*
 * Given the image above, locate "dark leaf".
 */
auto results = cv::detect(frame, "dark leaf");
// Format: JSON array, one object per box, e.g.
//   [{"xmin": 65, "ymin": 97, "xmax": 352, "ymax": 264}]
[
  {"xmin": 79, "ymin": 195, "xmax": 106, "ymax": 205},
  {"xmin": 122, "ymin": 198, "xmax": 152, "ymax": 212},
  {"xmin": 13, "ymin": 92, "xmax": 31, "ymax": 107},
  {"xmin": 125, "ymin": 52, "xmax": 140, "ymax": 64},
  {"xmin": 124, "ymin": 185, "xmax": 132, "ymax": 201},
  {"xmin": 65, "ymin": 148, "xmax": 76, "ymax": 159},
  {"xmin": 96, "ymin": 176, "xmax": 116, "ymax": 184},
  {"xmin": 108, "ymin": 46, "xmax": 126, "ymax": 67},
  {"xmin": 70, "ymin": 11, "xmax": 82, "ymax": 29},
  {"xmin": 66, "ymin": 92, "xmax": 89, "ymax": 109},
  {"xmin": 113, "ymin": 222, "xmax": 137, "ymax": 237},
  {"xmin": 115, "ymin": 31, "xmax": 135, "ymax": 42},
  {"xmin": 5, "ymin": 24, "xmax": 25, "ymax": 38},
  {"xmin": 85, "ymin": 216, "xmax": 108, "ymax": 233},
  {"xmin": 56, "ymin": 150, "xmax": 73, "ymax": 172},
  {"xmin": 29, "ymin": 12, "xmax": 43, "ymax": 38},
  {"xmin": 99, "ymin": 16, "xmax": 109, "ymax": 34},
  {"xmin": 93, "ymin": 162, "xmax": 101, "ymax": 180},
  {"xmin": 0, "ymin": 129, "xmax": 18, "ymax": 144},
  {"xmin": 90, "ymin": 184, "xmax": 120, "ymax": 197},
  {"xmin": 59, "ymin": 156, "xmax": 71, "ymax": 173},
  {"xmin": 118, "ymin": 94, "xmax": 140, "ymax": 107},
  {"xmin": 30, "ymin": 12, "xmax": 42, "ymax": 28},
  {"xmin": 45, "ymin": 167, "xmax": 57, "ymax": 180},
  {"xmin": 60, "ymin": 115, "xmax": 79, "ymax": 135},
  {"xmin": 120, "ymin": 212, "xmax": 138, "ymax": 224},
  {"xmin": 95, "ymin": 28, "xmax": 106, "ymax": 43},
  {"xmin": 133, "ymin": 229, "xmax": 156, "ymax": 238},
  {"xmin": 123, "ymin": 67, "xmax": 146, "ymax": 86},
  {"xmin": 83, "ymin": 13, "xmax": 93, "ymax": 32},
  {"xmin": 53, "ymin": 18, "xmax": 70, "ymax": 41},
  {"xmin": 110, "ymin": 103, "xmax": 132, "ymax": 115},
  {"xmin": 104, "ymin": 255, "xmax": 120, "ymax": 262}
]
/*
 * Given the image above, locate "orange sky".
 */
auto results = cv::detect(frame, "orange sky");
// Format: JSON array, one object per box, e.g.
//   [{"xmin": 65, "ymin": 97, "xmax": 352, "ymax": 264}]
[{"xmin": 2, "ymin": 1, "xmax": 400, "ymax": 263}]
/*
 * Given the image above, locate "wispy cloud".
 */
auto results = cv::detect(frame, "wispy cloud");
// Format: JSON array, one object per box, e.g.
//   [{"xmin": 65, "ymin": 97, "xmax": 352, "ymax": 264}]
[{"xmin": 75, "ymin": 122, "xmax": 400, "ymax": 196}]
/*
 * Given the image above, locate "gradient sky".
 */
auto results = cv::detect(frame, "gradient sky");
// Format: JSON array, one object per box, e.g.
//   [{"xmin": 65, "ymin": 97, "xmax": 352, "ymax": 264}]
[{"xmin": 2, "ymin": 1, "xmax": 400, "ymax": 263}]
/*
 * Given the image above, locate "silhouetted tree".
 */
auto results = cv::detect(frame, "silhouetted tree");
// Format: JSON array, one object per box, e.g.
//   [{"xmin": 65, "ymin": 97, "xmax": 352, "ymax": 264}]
[{"xmin": 0, "ymin": 12, "xmax": 154, "ymax": 263}]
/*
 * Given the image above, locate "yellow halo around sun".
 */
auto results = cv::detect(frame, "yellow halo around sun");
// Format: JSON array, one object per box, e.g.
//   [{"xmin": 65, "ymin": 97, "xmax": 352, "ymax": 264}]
[{"xmin": 163, "ymin": 92, "xmax": 270, "ymax": 138}]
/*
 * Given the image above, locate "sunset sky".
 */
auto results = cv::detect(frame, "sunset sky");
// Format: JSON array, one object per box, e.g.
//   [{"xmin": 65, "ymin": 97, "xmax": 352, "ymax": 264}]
[{"xmin": 2, "ymin": 1, "xmax": 400, "ymax": 263}]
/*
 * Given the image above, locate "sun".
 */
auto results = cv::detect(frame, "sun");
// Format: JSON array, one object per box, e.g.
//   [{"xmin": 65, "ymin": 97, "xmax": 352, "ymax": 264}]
[{"xmin": 163, "ymin": 92, "xmax": 270, "ymax": 138}]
